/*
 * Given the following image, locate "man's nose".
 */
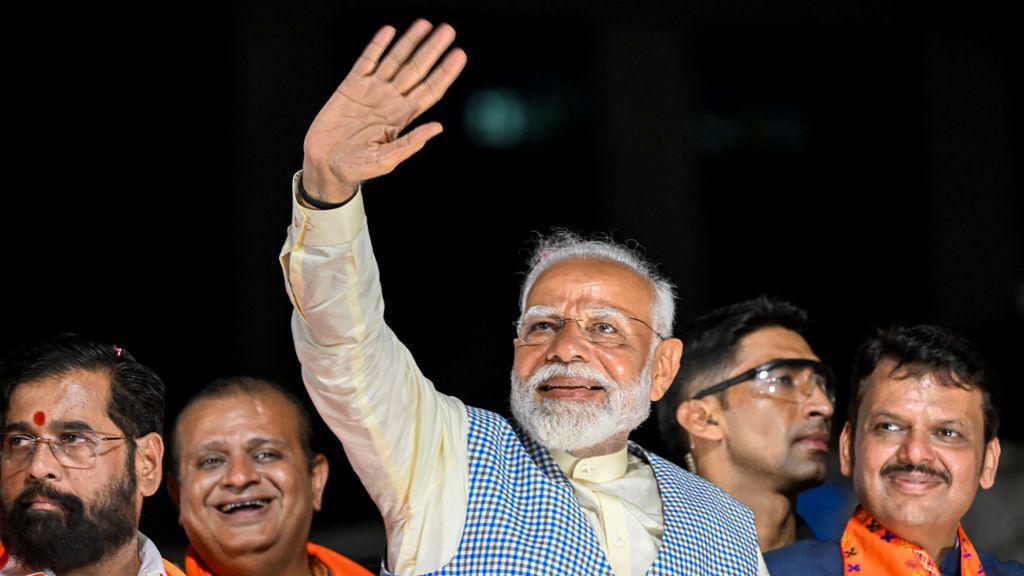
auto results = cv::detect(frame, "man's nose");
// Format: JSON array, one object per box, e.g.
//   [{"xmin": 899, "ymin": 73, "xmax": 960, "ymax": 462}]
[
  {"xmin": 545, "ymin": 319, "xmax": 591, "ymax": 364},
  {"xmin": 26, "ymin": 440, "xmax": 63, "ymax": 481},
  {"xmin": 803, "ymin": 382, "xmax": 835, "ymax": 420},
  {"xmin": 896, "ymin": 428, "xmax": 935, "ymax": 464},
  {"xmin": 222, "ymin": 458, "xmax": 260, "ymax": 490}
]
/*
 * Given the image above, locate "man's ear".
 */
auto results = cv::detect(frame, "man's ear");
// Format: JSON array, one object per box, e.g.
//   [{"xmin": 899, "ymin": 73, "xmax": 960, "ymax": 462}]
[
  {"xmin": 136, "ymin": 432, "xmax": 164, "ymax": 498},
  {"xmin": 310, "ymin": 453, "xmax": 330, "ymax": 512},
  {"xmin": 979, "ymin": 437, "xmax": 1001, "ymax": 490},
  {"xmin": 676, "ymin": 399, "xmax": 724, "ymax": 442},
  {"xmin": 839, "ymin": 422, "xmax": 854, "ymax": 477},
  {"xmin": 649, "ymin": 338, "xmax": 684, "ymax": 402}
]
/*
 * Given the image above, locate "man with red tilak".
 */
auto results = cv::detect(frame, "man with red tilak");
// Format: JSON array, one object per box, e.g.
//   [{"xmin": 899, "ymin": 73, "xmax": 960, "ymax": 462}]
[{"xmin": 0, "ymin": 335, "xmax": 184, "ymax": 576}]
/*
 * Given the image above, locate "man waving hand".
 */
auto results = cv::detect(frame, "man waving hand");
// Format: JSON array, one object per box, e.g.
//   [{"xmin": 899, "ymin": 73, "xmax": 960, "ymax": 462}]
[{"xmin": 282, "ymin": 20, "xmax": 766, "ymax": 575}]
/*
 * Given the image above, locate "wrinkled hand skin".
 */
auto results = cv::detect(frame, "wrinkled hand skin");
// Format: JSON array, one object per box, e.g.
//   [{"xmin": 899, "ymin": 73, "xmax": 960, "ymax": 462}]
[{"xmin": 301, "ymin": 19, "xmax": 468, "ymax": 205}]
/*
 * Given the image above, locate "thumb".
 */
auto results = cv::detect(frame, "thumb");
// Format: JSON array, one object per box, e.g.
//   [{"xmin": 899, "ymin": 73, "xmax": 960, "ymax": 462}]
[{"xmin": 378, "ymin": 122, "xmax": 444, "ymax": 168}]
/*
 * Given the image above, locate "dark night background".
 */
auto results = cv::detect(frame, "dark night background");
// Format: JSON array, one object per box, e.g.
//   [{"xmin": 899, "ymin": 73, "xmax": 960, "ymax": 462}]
[{"xmin": 4, "ymin": 0, "xmax": 1021, "ymax": 567}]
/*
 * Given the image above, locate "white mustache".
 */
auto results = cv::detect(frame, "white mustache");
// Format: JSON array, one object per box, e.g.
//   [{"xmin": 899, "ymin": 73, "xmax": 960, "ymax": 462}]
[{"xmin": 525, "ymin": 362, "xmax": 618, "ymax": 391}]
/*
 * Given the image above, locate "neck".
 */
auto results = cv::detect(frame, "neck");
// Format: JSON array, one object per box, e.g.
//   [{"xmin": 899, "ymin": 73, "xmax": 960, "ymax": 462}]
[
  {"xmin": 214, "ymin": 547, "xmax": 313, "ymax": 576},
  {"xmin": 885, "ymin": 522, "xmax": 959, "ymax": 565},
  {"xmin": 64, "ymin": 540, "xmax": 140, "ymax": 576},
  {"xmin": 696, "ymin": 454, "xmax": 798, "ymax": 552},
  {"xmin": 569, "ymin": 431, "xmax": 629, "ymax": 459}
]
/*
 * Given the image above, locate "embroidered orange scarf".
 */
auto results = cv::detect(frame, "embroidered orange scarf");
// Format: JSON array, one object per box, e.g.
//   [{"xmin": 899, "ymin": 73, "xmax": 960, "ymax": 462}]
[{"xmin": 840, "ymin": 507, "xmax": 984, "ymax": 576}]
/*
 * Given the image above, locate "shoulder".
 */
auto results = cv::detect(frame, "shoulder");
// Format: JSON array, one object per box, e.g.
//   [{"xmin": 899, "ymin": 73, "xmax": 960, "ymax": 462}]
[
  {"xmin": 764, "ymin": 540, "xmax": 841, "ymax": 576},
  {"xmin": 643, "ymin": 446, "xmax": 748, "ymax": 508},
  {"xmin": 978, "ymin": 550, "xmax": 1024, "ymax": 576}
]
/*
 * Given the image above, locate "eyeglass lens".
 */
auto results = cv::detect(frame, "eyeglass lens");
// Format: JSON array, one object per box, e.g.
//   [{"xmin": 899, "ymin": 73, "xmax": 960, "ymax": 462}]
[
  {"xmin": 749, "ymin": 365, "xmax": 835, "ymax": 403},
  {"xmin": 1, "ymin": 434, "xmax": 101, "ymax": 470},
  {"xmin": 518, "ymin": 315, "xmax": 633, "ymax": 345}
]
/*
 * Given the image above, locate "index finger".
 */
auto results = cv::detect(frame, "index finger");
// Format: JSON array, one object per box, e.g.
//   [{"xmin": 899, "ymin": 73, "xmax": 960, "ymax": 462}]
[{"xmin": 350, "ymin": 25, "xmax": 398, "ymax": 76}]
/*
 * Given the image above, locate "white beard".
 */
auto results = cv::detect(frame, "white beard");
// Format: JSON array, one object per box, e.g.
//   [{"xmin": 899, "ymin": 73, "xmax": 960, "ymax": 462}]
[{"xmin": 509, "ymin": 360, "xmax": 653, "ymax": 454}]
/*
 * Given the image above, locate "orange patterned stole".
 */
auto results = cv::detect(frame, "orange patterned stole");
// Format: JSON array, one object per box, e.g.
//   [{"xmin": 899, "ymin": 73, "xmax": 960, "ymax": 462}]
[{"xmin": 841, "ymin": 507, "xmax": 985, "ymax": 576}]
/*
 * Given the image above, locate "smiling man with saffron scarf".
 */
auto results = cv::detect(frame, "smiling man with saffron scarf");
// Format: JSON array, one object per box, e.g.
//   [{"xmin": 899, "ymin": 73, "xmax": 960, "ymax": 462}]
[{"xmin": 766, "ymin": 325, "xmax": 1022, "ymax": 575}]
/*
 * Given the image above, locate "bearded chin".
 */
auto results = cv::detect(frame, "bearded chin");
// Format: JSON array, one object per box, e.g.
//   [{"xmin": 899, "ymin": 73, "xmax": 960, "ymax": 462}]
[
  {"xmin": 0, "ymin": 453, "xmax": 138, "ymax": 573},
  {"xmin": 510, "ymin": 361, "xmax": 653, "ymax": 454}
]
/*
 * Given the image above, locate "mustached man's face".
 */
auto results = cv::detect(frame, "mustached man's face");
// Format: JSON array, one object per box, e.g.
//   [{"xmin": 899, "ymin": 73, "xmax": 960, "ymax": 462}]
[
  {"xmin": 0, "ymin": 370, "xmax": 150, "ymax": 573},
  {"xmin": 511, "ymin": 259, "xmax": 683, "ymax": 454},
  {"xmin": 840, "ymin": 361, "xmax": 1001, "ymax": 541}
]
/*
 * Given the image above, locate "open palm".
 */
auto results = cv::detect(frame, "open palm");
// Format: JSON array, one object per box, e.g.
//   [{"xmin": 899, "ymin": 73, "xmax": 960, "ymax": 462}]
[{"xmin": 302, "ymin": 20, "xmax": 467, "ymax": 204}]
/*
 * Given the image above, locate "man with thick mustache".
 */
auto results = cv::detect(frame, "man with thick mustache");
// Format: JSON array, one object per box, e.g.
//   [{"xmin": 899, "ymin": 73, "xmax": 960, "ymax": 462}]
[
  {"xmin": 282, "ymin": 19, "xmax": 766, "ymax": 575},
  {"xmin": 765, "ymin": 325, "xmax": 1023, "ymax": 575},
  {"xmin": 656, "ymin": 297, "xmax": 836, "ymax": 552},
  {"xmin": 0, "ymin": 335, "xmax": 184, "ymax": 576}
]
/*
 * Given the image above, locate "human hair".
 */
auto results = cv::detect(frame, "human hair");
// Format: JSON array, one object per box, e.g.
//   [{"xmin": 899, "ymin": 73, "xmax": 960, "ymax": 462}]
[
  {"xmin": 169, "ymin": 376, "xmax": 318, "ymax": 478},
  {"xmin": 655, "ymin": 296, "xmax": 810, "ymax": 463},
  {"xmin": 519, "ymin": 230, "xmax": 676, "ymax": 338},
  {"xmin": 849, "ymin": 324, "xmax": 999, "ymax": 444},
  {"xmin": 0, "ymin": 334, "xmax": 165, "ymax": 440}
]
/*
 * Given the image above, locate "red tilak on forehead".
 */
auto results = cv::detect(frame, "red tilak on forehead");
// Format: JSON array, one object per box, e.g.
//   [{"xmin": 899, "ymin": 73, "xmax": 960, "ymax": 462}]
[{"xmin": 33, "ymin": 411, "xmax": 46, "ymax": 426}]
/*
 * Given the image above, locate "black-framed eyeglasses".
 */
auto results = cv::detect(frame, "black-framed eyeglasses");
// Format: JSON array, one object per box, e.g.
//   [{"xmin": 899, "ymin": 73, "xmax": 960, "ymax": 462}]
[
  {"xmin": 692, "ymin": 358, "xmax": 837, "ymax": 405},
  {"xmin": 514, "ymin": 313, "xmax": 666, "ymax": 347},
  {"xmin": 0, "ymin": 430, "xmax": 126, "ymax": 470}
]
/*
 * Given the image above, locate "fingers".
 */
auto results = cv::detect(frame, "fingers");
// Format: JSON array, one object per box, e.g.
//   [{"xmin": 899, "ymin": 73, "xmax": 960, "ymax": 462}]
[
  {"xmin": 406, "ymin": 47, "xmax": 467, "ymax": 122},
  {"xmin": 350, "ymin": 25, "xmax": 397, "ymax": 76},
  {"xmin": 375, "ymin": 19, "xmax": 434, "ymax": 81},
  {"xmin": 378, "ymin": 122, "xmax": 444, "ymax": 168},
  {"xmin": 392, "ymin": 23, "xmax": 457, "ymax": 95}
]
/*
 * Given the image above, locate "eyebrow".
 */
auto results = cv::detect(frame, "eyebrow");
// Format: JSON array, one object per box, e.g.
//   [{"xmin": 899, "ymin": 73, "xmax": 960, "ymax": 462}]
[
  {"xmin": 1, "ymin": 420, "xmax": 99, "ymax": 435},
  {"xmin": 245, "ymin": 437, "xmax": 285, "ymax": 450},
  {"xmin": 521, "ymin": 305, "xmax": 559, "ymax": 321},
  {"xmin": 583, "ymin": 306, "xmax": 630, "ymax": 321},
  {"xmin": 51, "ymin": 420, "xmax": 100, "ymax": 433},
  {"xmin": 867, "ymin": 410, "xmax": 908, "ymax": 422},
  {"xmin": 1, "ymin": 422, "xmax": 32, "ymax": 434},
  {"xmin": 195, "ymin": 437, "xmax": 285, "ymax": 453}
]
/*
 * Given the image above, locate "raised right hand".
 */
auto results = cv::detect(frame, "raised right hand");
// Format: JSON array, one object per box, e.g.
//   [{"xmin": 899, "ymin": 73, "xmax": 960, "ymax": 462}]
[{"xmin": 300, "ymin": 20, "xmax": 467, "ymax": 204}]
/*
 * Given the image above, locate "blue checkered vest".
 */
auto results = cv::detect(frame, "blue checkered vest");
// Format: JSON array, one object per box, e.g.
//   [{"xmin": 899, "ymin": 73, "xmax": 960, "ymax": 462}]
[{"xmin": 385, "ymin": 406, "xmax": 760, "ymax": 575}]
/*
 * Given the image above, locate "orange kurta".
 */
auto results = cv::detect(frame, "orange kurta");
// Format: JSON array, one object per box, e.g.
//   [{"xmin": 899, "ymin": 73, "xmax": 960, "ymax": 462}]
[{"xmin": 184, "ymin": 542, "xmax": 372, "ymax": 576}]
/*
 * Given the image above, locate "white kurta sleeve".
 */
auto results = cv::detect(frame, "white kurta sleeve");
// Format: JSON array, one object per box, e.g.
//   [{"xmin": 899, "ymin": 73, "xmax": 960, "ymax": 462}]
[{"xmin": 280, "ymin": 173, "xmax": 469, "ymax": 574}]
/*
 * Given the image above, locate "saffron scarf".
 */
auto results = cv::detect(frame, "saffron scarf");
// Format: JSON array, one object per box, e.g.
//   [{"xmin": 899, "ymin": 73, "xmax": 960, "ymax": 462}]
[
  {"xmin": 184, "ymin": 542, "xmax": 372, "ymax": 576},
  {"xmin": 841, "ymin": 507, "xmax": 985, "ymax": 576}
]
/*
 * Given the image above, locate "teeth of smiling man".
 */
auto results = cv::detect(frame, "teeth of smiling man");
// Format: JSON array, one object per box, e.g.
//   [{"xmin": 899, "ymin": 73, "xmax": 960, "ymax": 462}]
[
  {"xmin": 539, "ymin": 385, "xmax": 604, "ymax": 391},
  {"xmin": 217, "ymin": 499, "xmax": 272, "ymax": 513}
]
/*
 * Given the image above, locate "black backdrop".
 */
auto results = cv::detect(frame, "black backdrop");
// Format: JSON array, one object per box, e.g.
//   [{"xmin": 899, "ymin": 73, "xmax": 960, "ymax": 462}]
[{"xmin": 4, "ymin": 0, "xmax": 1021, "ymax": 565}]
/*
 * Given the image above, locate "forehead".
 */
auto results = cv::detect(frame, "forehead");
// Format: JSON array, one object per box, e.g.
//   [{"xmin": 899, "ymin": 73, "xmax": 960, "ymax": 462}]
[
  {"xmin": 858, "ymin": 362, "xmax": 984, "ymax": 426},
  {"xmin": 176, "ymin": 392, "xmax": 301, "ymax": 452},
  {"xmin": 526, "ymin": 259, "xmax": 654, "ymax": 318},
  {"xmin": 732, "ymin": 327, "xmax": 818, "ymax": 372},
  {"xmin": 6, "ymin": 369, "xmax": 114, "ymax": 428}
]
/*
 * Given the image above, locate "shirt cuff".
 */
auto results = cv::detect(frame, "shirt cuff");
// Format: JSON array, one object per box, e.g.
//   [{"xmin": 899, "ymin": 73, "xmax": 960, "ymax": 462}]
[{"xmin": 290, "ymin": 171, "xmax": 366, "ymax": 246}]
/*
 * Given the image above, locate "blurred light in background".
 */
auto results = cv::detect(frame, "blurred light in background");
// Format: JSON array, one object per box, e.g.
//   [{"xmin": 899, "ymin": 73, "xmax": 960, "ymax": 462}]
[
  {"xmin": 464, "ymin": 88, "xmax": 528, "ymax": 148},
  {"xmin": 463, "ymin": 84, "xmax": 585, "ymax": 148}
]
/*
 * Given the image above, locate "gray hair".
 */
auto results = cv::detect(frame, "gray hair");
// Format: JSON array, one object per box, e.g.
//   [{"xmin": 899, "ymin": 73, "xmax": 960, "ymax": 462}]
[{"xmin": 518, "ymin": 231, "xmax": 677, "ymax": 338}]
